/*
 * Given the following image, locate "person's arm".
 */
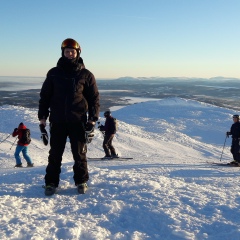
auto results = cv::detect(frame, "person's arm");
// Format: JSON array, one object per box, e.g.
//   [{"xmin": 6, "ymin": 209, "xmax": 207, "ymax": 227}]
[
  {"xmin": 83, "ymin": 71, "xmax": 100, "ymax": 125},
  {"xmin": 227, "ymin": 125, "xmax": 233, "ymax": 136},
  {"xmin": 38, "ymin": 72, "xmax": 54, "ymax": 126},
  {"xmin": 12, "ymin": 128, "xmax": 18, "ymax": 137},
  {"xmin": 40, "ymin": 119, "xmax": 47, "ymax": 126}
]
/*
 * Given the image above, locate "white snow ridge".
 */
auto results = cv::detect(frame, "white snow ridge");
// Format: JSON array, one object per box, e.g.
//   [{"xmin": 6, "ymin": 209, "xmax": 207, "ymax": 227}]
[{"xmin": 0, "ymin": 97, "xmax": 240, "ymax": 240}]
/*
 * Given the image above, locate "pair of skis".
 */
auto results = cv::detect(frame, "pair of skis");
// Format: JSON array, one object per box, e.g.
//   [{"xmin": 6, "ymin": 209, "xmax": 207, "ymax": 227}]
[
  {"xmin": 207, "ymin": 161, "xmax": 240, "ymax": 167},
  {"xmin": 88, "ymin": 157, "xmax": 133, "ymax": 161}
]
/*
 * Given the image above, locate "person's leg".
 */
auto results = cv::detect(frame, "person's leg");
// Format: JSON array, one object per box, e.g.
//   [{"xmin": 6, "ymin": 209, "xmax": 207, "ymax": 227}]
[
  {"xmin": 236, "ymin": 141, "xmax": 240, "ymax": 163},
  {"xmin": 108, "ymin": 134, "xmax": 117, "ymax": 156},
  {"xmin": 14, "ymin": 145, "xmax": 23, "ymax": 165},
  {"xmin": 230, "ymin": 145, "xmax": 234, "ymax": 157},
  {"xmin": 68, "ymin": 122, "xmax": 89, "ymax": 185},
  {"xmin": 103, "ymin": 135, "xmax": 111, "ymax": 157},
  {"xmin": 231, "ymin": 141, "xmax": 239, "ymax": 164},
  {"xmin": 22, "ymin": 146, "xmax": 33, "ymax": 164},
  {"xmin": 45, "ymin": 123, "xmax": 68, "ymax": 187}
]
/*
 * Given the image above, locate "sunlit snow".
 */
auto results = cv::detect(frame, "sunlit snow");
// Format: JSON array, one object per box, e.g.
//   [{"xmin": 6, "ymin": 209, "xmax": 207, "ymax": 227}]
[{"xmin": 0, "ymin": 98, "xmax": 239, "ymax": 240}]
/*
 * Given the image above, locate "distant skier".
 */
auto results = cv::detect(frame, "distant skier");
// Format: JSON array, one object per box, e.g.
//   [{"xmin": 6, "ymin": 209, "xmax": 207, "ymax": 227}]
[
  {"xmin": 99, "ymin": 110, "xmax": 118, "ymax": 159},
  {"xmin": 12, "ymin": 122, "xmax": 34, "ymax": 168},
  {"xmin": 226, "ymin": 114, "xmax": 240, "ymax": 166}
]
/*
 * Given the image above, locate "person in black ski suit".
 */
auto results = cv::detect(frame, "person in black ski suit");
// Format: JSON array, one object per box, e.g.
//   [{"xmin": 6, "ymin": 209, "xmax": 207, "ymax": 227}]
[
  {"xmin": 38, "ymin": 38, "xmax": 100, "ymax": 195},
  {"xmin": 99, "ymin": 110, "xmax": 118, "ymax": 158},
  {"xmin": 226, "ymin": 114, "xmax": 240, "ymax": 166}
]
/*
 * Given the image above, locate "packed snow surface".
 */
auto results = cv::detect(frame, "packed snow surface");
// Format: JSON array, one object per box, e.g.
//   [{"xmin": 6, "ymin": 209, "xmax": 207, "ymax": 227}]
[{"xmin": 0, "ymin": 98, "xmax": 240, "ymax": 240}]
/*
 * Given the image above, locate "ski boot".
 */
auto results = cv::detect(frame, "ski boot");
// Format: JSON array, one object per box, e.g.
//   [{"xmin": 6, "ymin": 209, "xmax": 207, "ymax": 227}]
[
  {"xmin": 111, "ymin": 154, "xmax": 119, "ymax": 159},
  {"xmin": 101, "ymin": 155, "xmax": 112, "ymax": 160},
  {"xmin": 77, "ymin": 183, "xmax": 88, "ymax": 194},
  {"xmin": 44, "ymin": 183, "xmax": 57, "ymax": 196},
  {"xmin": 229, "ymin": 160, "xmax": 238, "ymax": 166},
  {"xmin": 15, "ymin": 164, "xmax": 23, "ymax": 168}
]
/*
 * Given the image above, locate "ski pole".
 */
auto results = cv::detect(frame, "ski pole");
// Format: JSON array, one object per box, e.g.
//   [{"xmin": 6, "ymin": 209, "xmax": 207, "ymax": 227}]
[
  {"xmin": 10, "ymin": 137, "xmax": 18, "ymax": 150},
  {"xmin": 219, "ymin": 135, "xmax": 227, "ymax": 162},
  {"xmin": 0, "ymin": 134, "xmax": 11, "ymax": 145}
]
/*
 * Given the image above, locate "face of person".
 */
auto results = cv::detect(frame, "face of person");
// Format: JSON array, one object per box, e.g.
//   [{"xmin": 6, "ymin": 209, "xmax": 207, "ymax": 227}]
[
  {"xmin": 64, "ymin": 48, "xmax": 77, "ymax": 59},
  {"xmin": 233, "ymin": 117, "xmax": 239, "ymax": 122}
]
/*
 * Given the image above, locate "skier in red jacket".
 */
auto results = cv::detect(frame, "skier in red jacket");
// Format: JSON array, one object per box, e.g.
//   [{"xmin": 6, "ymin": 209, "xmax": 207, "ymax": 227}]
[{"xmin": 12, "ymin": 122, "xmax": 33, "ymax": 167}]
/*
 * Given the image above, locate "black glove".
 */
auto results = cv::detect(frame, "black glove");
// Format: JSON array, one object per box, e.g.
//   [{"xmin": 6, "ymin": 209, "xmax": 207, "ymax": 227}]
[
  {"xmin": 85, "ymin": 122, "xmax": 94, "ymax": 132},
  {"xmin": 85, "ymin": 123, "xmax": 95, "ymax": 144},
  {"xmin": 226, "ymin": 132, "xmax": 231, "ymax": 137},
  {"xmin": 13, "ymin": 128, "xmax": 17, "ymax": 132},
  {"xmin": 39, "ymin": 124, "xmax": 48, "ymax": 146},
  {"xmin": 99, "ymin": 125, "xmax": 104, "ymax": 131}
]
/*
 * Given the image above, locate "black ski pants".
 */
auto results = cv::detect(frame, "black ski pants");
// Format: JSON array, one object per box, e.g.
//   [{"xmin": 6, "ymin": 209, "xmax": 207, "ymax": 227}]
[
  {"xmin": 231, "ymin": 139, "xmax": 240, "ymax": 162},
  {"xmin": 45, "ymin": 122, "xmax": 88, "ymax": 187},
  {"xmin": 103, "ymin": 134, "xmax": 116, "ymax": 156}
]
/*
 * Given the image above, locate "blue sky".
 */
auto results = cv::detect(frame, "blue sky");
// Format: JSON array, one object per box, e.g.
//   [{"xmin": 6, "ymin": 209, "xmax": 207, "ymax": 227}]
[{"xmin": 0, "ymin": 0, "xmax": 240, "ymax": 79}]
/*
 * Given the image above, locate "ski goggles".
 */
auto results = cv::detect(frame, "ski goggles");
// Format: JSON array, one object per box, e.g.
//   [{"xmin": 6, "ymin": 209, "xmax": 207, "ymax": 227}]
[{"xmin": 61, "ymin": 39, "xmax": 81, "ymax": 52}]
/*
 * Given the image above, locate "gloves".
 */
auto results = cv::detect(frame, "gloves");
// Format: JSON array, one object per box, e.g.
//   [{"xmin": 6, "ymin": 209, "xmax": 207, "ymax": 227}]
[
  {"xmin": 85, "ymin": 122, "xmax": 94, "ymax": 132},
  {"xmin": 226, "ymin": 132, "xmax": 231, "ymax": 137},
  {"xmin": 39, "ymin": 124, "xmax": 49, "ymax": 146},
  {"xmin": 99, "ymin": 125, "xmax": 104, "ymax": 131},
  {"xmin": 85, "ymin": 123, "xmax": 95, "ymax": 144}
]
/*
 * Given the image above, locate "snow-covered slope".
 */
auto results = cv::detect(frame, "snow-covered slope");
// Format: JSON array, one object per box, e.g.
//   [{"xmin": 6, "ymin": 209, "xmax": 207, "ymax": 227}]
[{"xmin": 0, "ymin": 98, "xmax": 239, "ymax": 240}]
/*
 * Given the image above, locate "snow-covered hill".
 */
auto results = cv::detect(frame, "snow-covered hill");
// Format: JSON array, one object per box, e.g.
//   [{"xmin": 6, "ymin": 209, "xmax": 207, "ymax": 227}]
[{"xmin": 0, "ymin": 98, "xmax": 239, "ymax": 240}]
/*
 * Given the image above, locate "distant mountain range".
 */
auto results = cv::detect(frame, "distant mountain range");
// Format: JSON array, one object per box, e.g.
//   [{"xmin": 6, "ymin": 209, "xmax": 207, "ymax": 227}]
[{"xmin": 1, "ymin": 76, "xmax": 240, "ymax": 111}]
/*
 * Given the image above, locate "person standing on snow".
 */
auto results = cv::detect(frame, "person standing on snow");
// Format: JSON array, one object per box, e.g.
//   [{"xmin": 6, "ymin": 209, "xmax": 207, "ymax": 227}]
[
  {"xmin": 12, "ymin": 122, "xmax": 33, "ymax": 168},
  {"xmin": 38, "ymin": 38, "xmax": 100, "ymax": 196},
  {"xmin": 99, "ymin": 110, "xmax": 118, "ymax": 159},
  {"xmin": 226, "ymin": 114, "xmax": 240, "ymax": 166}
]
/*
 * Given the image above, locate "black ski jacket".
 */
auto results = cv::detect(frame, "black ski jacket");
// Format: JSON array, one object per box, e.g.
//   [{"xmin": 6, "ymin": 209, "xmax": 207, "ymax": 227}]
[
  {"xmin": 102, "ymin": 116, "xmax": 116, "ymax": 135},
  {"xmin": 229, "ymin": 121, "xmax": 240, "ymax": 139},
  {"xmin": 38, "ymin": 57, "xmax": 100, "ymax": 123}
]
